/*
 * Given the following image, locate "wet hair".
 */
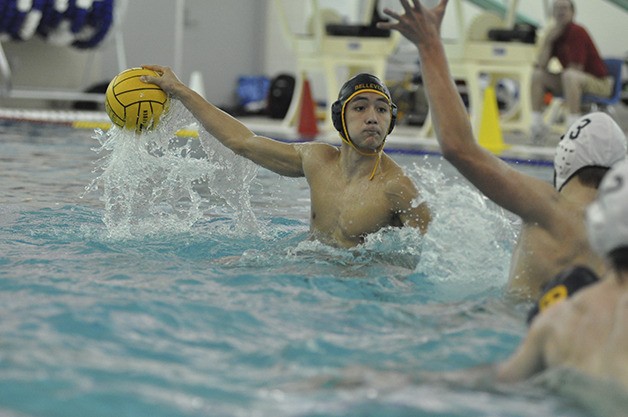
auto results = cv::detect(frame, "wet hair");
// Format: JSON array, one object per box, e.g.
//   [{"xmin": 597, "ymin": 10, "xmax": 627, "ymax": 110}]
[
  {"xmin": 609, "ymin": 247, "xmax": 628, "ymax": 274},
  {"xmin": 575, "ymin": 166, "xmax": 609, "ymax": 189}
]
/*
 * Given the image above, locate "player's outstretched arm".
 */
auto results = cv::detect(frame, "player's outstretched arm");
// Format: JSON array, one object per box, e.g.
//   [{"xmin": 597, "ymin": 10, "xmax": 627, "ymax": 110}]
[{"xmin": 142, "ymin": 64, "xmax": 305, "ymax": 177}]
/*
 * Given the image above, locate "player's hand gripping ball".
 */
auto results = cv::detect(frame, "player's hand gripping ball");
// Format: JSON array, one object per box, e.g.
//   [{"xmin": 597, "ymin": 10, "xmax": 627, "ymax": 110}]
[{"xmin": 105, "ymin": 68, "xmax": 169, "ymax": 132}]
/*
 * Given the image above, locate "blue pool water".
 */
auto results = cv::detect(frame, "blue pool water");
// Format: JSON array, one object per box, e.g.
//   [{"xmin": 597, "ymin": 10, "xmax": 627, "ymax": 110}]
[{"xmin": 0, "ymin": 106, "xmax": 610, "ymax": 417}]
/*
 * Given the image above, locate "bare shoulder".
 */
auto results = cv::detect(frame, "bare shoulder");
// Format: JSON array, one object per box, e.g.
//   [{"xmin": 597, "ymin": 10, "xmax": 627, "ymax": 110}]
[
  {"xmin": 296, "ymin": 142, "xmax": 339, "ymax": 161},
  {"xmin": 378, "ymin": 155, "xmax": 423, "ymax": 209},
  {"xmin": 381, "ymin": 154, "xmax": 417, "ymax": 189},
  {"xmin": 523, "ymin": 296, "xmax": 570, "ymax": 363},
  {"xmin": 544, "ymin": 191, "xmax": 585, "ymax": 231},
  {"xmin": 296, "ymin": 143, "xmax": 340, "ymax": 178}
]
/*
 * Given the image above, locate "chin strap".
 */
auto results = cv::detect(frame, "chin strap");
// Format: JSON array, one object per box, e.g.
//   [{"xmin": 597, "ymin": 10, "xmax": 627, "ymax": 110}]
[
  {"xmin": 368, "ymin": 151, "xmax": 382, "ymax": 181},
  {"xmin": 340, "ymin": 135, "xmax": 384, "ymax": 181}
]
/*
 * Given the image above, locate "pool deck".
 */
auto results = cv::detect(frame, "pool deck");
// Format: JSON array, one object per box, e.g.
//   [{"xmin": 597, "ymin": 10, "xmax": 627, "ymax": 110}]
[
  {"xmin": 2, "ymin": 106, "xmax": 627, "ymax": 166},
  {"xmin": 242, "ymin": 115, "xmax": 559, "ymax": 165}
]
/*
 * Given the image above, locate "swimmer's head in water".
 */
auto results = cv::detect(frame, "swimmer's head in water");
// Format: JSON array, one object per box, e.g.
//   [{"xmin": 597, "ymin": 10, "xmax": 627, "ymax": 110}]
[
  {"xmin": 331, "ymin": 73, "xmax": 397, "ymax": 148},
  {"xmin": 586, "ymin": 159, "xmax": 628, "ymax": 257},
  {"xmin": 553, "ymin": 112, "xmax": 627, "ymax": 192}
]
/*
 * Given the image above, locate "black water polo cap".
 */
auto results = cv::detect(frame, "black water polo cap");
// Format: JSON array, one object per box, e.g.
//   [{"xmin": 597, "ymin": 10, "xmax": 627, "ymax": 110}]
[{"xmin": 331, "ymin": 73, "xmax": 397, "ymax": 142}]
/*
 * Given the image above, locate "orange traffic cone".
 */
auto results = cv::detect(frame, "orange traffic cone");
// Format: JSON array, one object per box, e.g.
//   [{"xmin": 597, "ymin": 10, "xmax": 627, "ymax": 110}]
[{"xmin": 297, "ymin": 77, "xmax": 319, "ymax": 139}]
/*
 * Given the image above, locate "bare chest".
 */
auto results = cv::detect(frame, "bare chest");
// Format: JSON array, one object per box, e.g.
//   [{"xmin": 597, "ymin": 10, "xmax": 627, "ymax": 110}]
[{"xmin": 309, "ymin": 179, "xmax": 395, "ymax": 245}]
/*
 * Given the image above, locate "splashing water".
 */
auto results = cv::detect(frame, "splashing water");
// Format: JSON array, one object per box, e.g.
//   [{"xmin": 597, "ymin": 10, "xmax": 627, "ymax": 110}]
[
  {"xmin": 85, "ymin": 101, "xmax": 260, "ymax": 239},
  {"xmin": 84, "ymin": 101, "xmax": 516, "ymax": 295},
  {"xmin": 405, "ymin": 157, "xmax": 518, "ymax": 298}
]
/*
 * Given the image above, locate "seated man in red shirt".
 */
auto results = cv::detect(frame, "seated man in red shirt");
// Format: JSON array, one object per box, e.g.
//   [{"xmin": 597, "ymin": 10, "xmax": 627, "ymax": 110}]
[{"xmin": 530, "ymin": 0, "xmax": 612, "ymax": 143}]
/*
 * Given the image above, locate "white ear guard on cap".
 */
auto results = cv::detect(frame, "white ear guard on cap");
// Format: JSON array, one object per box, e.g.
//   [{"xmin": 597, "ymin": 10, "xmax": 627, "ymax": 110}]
[{"xmin": 586, "ymin": 159, "xmax": 628, "ymax": 256}]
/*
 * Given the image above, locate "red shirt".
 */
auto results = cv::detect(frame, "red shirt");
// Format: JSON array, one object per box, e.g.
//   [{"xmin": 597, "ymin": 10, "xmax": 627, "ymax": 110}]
[{"xmin": 552, "ymin": 22, "xmax": 608, "ymax": 78}]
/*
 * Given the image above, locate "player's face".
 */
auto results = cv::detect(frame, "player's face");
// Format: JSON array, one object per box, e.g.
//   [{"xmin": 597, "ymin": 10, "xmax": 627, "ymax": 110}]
[{"xmin": 344, "ymin": 92, "xmax": 391, "ymax": 151}]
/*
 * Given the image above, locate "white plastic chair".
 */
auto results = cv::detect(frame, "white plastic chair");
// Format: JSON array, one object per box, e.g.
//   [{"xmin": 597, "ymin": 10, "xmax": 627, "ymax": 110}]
[{"xmin": 272, "ymin": 0, "xmax": 400, "ymax": 132}]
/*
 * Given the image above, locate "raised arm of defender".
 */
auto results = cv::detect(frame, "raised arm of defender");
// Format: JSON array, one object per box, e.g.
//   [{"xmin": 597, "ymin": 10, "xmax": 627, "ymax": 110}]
[{"xmin": 377, "ymin": 1, "xmax": 559, "ymax": 228}]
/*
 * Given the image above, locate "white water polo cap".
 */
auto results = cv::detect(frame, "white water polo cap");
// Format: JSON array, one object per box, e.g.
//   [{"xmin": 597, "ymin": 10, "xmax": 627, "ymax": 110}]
[
  {"xmin": 586, "ymin": 159, "xmax": 628, "ymax": 256},
  {"xmin": 554, "ymin": 112, "xmax": 627, "ymax": 192}
]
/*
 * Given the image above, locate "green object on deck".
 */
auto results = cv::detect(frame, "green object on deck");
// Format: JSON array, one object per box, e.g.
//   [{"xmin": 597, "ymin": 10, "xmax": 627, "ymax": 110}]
[
  {"xmin": 465, "ymin": 0, "xmax": 538, "ymax": 27},
  {"xmin": 602, "ymin": 0, "xmax": 628, "ymax": 12}
]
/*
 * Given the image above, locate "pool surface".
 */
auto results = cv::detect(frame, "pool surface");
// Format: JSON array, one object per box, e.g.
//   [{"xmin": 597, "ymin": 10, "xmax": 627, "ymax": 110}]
[{"xmin": 0, "ymin": 105, "xmax": 617, "ymax": 417}]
